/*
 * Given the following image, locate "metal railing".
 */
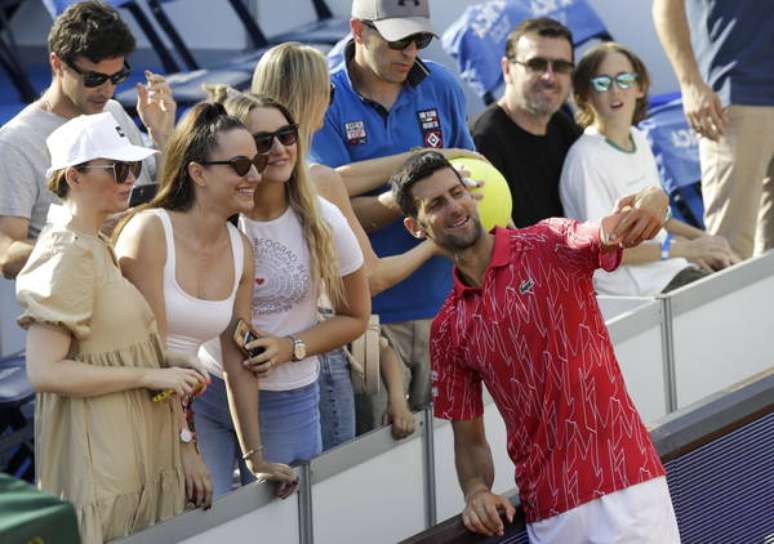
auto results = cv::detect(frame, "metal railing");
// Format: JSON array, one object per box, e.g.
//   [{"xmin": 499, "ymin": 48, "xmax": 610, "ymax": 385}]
[{"xmin": 51, "ymin": 251, "xmax": 774, "ymax": 543}]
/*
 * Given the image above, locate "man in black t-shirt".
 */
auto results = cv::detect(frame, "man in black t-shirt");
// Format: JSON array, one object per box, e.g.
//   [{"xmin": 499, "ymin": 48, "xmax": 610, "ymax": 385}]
[{"xmin": 471, "ymin": 17, "xmax": 581, "ymax": 228}]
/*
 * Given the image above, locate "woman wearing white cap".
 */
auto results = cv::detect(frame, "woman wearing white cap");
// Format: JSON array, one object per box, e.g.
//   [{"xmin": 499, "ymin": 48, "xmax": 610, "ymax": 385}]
[{"xmin": 15, "ymin": 111, "xmax": 207, "ymax": 542}]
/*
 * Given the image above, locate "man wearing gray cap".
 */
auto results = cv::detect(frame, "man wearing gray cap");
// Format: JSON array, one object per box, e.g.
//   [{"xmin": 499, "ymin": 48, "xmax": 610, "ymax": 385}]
[{"xmin": 310, "ymin": 0, "xmax": 475, "ymax": 427}]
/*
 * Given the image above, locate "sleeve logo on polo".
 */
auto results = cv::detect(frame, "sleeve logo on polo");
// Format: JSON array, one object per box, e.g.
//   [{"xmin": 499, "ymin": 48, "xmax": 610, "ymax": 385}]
[
  {"xmin": 344, "ymin": 120, "xmax": 367, "ymax": 146},
  {"xmin": 418, "ymin": 108, "xmax": 444, "ymax": 148}
]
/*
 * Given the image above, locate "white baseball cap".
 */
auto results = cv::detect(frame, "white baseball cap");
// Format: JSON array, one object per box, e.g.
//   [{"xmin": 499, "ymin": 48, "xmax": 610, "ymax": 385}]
[
  {"xmin": 46, "ymin": 111, "xmax": 158, "ymax": 177},
  {"xmin": 352, "ymin": 0, "xmax": 436, "ymax": 42}
]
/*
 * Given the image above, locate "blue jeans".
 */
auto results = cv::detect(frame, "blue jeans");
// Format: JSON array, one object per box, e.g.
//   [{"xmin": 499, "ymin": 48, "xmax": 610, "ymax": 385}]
[
  {"xmin": 193, "ymin": 376, "xmax": 322, "ymax": 498},
  {"xmin": 318, "ymin": 348, "xmax": 355, "ymax": 451}
]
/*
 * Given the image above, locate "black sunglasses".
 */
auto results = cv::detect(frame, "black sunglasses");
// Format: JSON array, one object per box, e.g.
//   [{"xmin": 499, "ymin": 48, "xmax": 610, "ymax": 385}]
[
  {"xmin": 253, "ymin": 124, "xmax": 300, "ymax": 154},
  {"xmin": 509, "ymin": 56, "xmax": 575, "ymax": 75},
  {"xmin": 65, "ymin": 60, "xmax": 132, "ymax": 88},
  {"xmin": 199, "ymin": 154, "xmax": 269, "ymax": 176},
  {"xmin": 78, "ymin": 161, "xmax": 142, "ymax": 184},
  {"xmin": 362, "ymin": 21, "xmax": 433, "ymax": 51}
]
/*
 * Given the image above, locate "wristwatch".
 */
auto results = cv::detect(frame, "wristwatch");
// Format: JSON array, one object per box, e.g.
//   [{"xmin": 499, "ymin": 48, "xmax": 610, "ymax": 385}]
[{"xmin": 287, "ymin": 335, "xmax": 306, "ymax": 362}]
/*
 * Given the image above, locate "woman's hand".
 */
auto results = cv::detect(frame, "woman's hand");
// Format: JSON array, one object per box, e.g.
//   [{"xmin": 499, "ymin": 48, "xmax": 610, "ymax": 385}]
[
  {"xmin": 246, "ymin": 456, "xmax": 299, "ymax": 499},
  {"xmin": 242, "ymin": 332, "xmax": 295, "ymax": 377},
  {"xmin": 181, "ymin": 443, "xmax": 213, "ymax": 509},
  {"xmin": 682, "ymin": 234, "xmax": 740, "ymax": 271},
  {"xmin": 166, "ymin": 352, "xmax": 210, "ymax": 394},
  {"xmin": 141, "ymin": 367, "xmax": 203, "ymax": 397},
  {"xmin": 383, "ymin": 398, "xmax": 416, "ymax": 440}
]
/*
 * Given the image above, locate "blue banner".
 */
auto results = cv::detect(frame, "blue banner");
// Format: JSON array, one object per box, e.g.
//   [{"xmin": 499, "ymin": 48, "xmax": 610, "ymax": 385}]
[
  {"xmin": 639, "ymin": 97, "xmax": 701, "ymax": 194},
  {"xmin": 441, "ymin": 0, "xmax": 610, "ymax": 98}
]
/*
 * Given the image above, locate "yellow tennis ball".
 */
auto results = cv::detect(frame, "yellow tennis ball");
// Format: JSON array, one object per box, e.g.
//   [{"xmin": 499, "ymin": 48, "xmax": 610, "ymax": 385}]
[{"xmin": 450, "ymin": 157, "xmax": 513, "ymax": 231}]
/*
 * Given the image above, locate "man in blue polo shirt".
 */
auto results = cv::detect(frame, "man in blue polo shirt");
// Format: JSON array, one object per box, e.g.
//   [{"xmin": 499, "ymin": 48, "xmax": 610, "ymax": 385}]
[{"xmin": 310, "ymin": 0, "xmax": 475, "ymax": 415}]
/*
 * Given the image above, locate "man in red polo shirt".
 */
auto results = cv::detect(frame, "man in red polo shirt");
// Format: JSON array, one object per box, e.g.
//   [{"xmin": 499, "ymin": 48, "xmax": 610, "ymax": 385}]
[{"xmin": 390, "ymin": 151, "xmax": 681, "ymax": 543}]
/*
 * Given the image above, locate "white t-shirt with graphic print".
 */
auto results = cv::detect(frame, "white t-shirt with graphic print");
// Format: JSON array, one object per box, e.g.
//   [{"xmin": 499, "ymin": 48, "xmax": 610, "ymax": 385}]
[{"xmin": 199, "ymin": 197, "xmax": 363, "ymax": 390}]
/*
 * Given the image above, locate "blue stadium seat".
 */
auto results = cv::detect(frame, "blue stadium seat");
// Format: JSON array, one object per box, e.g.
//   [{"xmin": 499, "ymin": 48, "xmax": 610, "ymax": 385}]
[
  {"xmin": 0, "ymin": 353, "xmax": 34, "ymax": 483},
  {"xmin": 115, "ymin": 0, "xmax": 332, "ymax": 112},
  {"xmin": 639, "ymin": 95, "xmax": 705, "ymax": 229},
  {"xmin": 0, "ymin": 0, "xmax": 37, "ymax": 103},
  {"xmin": 41, "ymin": 0, "xmax": 183, "ymax": 74},
  {"xmin": 441, "ymin": 0, "xmax": 611, "ymax": 104},
  {"xmin": 266, "ymin": 0, "xmax": 350, "ymax": 46}
]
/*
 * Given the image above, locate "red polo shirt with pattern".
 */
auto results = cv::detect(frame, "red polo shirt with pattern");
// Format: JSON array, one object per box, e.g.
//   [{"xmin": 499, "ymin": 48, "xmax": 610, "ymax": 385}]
[{"xmin": 431, "ymin": 220, "xmax": 665, "ymax": 523}]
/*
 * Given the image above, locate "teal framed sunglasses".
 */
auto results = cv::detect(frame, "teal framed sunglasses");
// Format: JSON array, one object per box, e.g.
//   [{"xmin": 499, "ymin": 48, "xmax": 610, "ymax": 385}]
[{"xmin": 590, "ymin": 72, "xmax": 638, "ymax": 92}]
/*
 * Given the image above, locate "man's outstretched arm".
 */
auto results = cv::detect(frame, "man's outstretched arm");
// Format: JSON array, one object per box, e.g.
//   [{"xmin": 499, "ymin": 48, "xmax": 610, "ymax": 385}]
[{"xmin": 452, "ymin": 417, "xmax": 516, "ymax": 537}]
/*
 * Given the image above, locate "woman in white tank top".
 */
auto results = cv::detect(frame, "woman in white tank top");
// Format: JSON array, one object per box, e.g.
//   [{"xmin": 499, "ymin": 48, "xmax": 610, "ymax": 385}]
[{"xmin": 114, "ymin": 102, "xmax": 298, "ymax": 507}]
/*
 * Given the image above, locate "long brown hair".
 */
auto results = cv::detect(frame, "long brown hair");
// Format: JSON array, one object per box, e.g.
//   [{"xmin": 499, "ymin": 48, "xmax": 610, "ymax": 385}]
[
  {"xmin": 573, "ymin": 42, "xmax": 651, "ymax": 128},
  {"xmin": 113, "ymin": 101, "xmax": 246, "ymax": 239},
  {"xmin": 207, "ymin": 87, "xmax": 345, "ymax": 308}
]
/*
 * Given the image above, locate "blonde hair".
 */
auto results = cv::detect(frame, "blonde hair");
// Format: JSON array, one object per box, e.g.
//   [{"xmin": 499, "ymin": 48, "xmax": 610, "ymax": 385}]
[
  {"xmin": 47, "ymin": 169, "xmax": 70, "ymax": 198},
  {"xmin": 207, "ymin": 87, "xmax": 346, "ymax": 308},
  {"xmin": 250, "ymin": 42, "xmax": 331, "ymax": 144}
]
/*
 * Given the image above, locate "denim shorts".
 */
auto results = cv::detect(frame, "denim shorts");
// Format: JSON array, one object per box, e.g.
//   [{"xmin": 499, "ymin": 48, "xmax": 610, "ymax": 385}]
[{"xmin": 193, "ymin": 376, "xmax": 322, "ymax": 498}]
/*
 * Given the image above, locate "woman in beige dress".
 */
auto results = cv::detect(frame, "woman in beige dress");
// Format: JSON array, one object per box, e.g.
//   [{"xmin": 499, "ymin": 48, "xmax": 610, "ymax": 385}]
[{"xmin": 16, "ymin": 112, "xmax": 206, "ymax": 543}]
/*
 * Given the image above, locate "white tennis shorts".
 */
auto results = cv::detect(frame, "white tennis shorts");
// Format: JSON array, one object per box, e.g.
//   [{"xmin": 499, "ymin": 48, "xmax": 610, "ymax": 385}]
[{"xmin": 527, "ymin": 476, "xmax": 681, "ymax": 543}]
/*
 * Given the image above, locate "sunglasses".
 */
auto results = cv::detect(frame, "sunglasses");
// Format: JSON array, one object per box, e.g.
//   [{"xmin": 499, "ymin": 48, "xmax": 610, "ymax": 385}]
[
  {"xmin": 329, "ymin": 82, "xmax": 336, "ymax": 107},
  {"xmin": 510, "ymin": 56, "xmax": 575, "ymax": 75},
  {"xmin": 362, "ymin": 20, "xmax": 433, "ymax": 51},
  {"xmin": 590, "ymin": 72, "xmax": 639, "ymax": 93},
  {"xmin": 79, "ymin": 161, "xmax": 142, "ymax": 184},
  {"xmin": 65, "ymin": 60, "xmax": 132, "ymax": 88},
  {"xmin": 253, "ymin": 124, "xmax": 300, "ymax": 154},
  {"xmin": 199, "ymin": 154, "xmax": 269, "ymax": 176}
]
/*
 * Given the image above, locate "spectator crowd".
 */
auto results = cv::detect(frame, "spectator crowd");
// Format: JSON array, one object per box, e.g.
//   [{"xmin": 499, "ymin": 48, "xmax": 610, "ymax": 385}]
[{"xmin": 1, "ymin": 0, "xmax": 770, "ymax": 542}]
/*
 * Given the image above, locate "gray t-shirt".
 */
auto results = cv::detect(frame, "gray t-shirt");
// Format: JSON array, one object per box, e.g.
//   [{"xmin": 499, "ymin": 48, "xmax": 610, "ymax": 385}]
[{"xmin": 0, "ymin": 100, "xmax": 156, "ymax": 239}]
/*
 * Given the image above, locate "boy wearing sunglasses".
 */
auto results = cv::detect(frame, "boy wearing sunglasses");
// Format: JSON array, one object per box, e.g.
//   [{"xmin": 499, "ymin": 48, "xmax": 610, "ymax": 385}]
[
  {"xmin": 310, "ymin": 0, "xmax": 476, "ymax": 413},
  {"xmin": 559, "ymin": 42, "xmax": 738, "ymax": 297},
  {"xmin": 471, "ymin": 17, "xmax": 581, "ymax": 229},
  {"xmin": 0, "ymin": 1, "xmax": 173, "ymax": 279}
]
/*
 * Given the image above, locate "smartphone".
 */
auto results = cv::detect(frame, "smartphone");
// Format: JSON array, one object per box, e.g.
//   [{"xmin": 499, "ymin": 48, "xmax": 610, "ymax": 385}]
[{"xmin": 233, "ymin": 318, "xmax": 265, "ymax": 358}]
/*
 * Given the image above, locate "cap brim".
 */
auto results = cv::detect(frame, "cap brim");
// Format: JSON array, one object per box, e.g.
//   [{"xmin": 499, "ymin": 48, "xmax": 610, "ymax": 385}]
[
  {"xmin": 103, "ymin": 144, "xmax": 159, "ymax": 164},
  {"xmin": 372, "ymin": 17, "xmax": 436, "ymax": 42},
  {"xmin": 45, "ymin": 145, "xmax": 158, "ymax": 178}
]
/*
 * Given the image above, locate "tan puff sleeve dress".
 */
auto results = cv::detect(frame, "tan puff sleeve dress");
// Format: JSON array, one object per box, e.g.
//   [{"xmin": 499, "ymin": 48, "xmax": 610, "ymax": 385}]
[{"xmin": 15, "ymin": 226, "xmax": 185, "ymax": 543}]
